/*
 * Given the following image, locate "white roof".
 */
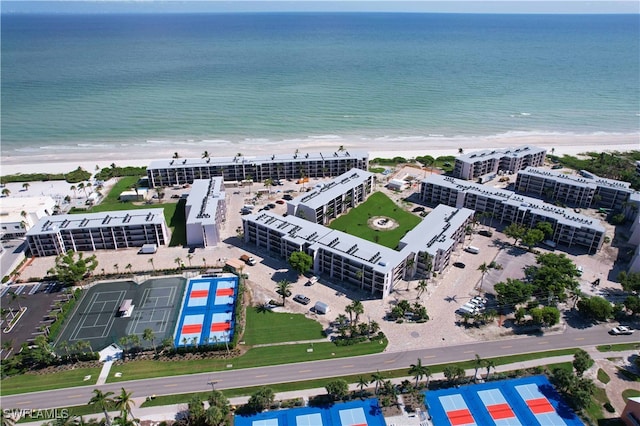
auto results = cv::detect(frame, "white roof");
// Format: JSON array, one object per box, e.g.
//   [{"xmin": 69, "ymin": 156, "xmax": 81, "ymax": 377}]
[
  {"xmin": 148, "ymin": 151, "xmax": 368, "ymax": 169},
  {"xmin": 287, "ymin": 168, "xmax": 373, "ymax": 209},
  {"xmin": 400, "ymin": 205, "xmax": 474, "ymax": 254},
  {"xmin": 186, "ymin": 178, "xmax": 225, "ymax": 224},
  {"xmin": 458, "ymin": 145, "xmax": 546, "ymax": 162},
  {"xmin": 0, "ymin": 196, "xmax": 56, "ymax": 223},
  {"xmin": 26, "ymin": 208, "xmax": 166, "ymax": 236}
]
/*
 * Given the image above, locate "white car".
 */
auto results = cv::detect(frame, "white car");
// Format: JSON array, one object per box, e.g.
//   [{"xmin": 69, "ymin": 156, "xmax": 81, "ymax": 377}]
[{"xmin": 610, "ymin": 326, "xmax": 634, "ymax": 335}]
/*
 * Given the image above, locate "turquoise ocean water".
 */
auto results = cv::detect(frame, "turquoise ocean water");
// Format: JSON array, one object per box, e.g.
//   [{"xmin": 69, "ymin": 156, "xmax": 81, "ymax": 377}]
[{"xmin": 1, "ymin": 13, "xmax": 639, "ymax": 158}]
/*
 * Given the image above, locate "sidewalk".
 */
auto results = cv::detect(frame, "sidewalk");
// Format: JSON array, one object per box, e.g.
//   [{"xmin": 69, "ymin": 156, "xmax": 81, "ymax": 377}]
[{"xmin": 16, "ymin": 353, "xmax": 591, "ymax": 426}]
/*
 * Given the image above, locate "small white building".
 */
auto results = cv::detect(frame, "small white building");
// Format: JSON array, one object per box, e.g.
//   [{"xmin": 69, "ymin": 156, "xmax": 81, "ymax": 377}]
[
  {"xmin": 387, "ymin": 178, "xmax": 408, "ymax": 191},
  {"xmin": 118, "ymin": 189, "xmax": 147, "ymax": 202},
  {"xmin": 185, "ymin": 177, "xmax": 227, "ymax": 247},
  {"xmin": 0, "ymin": 196, "xmax": 56, "ymax": 238}
]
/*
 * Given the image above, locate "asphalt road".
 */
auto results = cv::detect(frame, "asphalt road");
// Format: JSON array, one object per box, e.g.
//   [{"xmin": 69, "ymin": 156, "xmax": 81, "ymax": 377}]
[{"xmin": 2, "ymin": 327, "xmax": 638, "ymax": 409}]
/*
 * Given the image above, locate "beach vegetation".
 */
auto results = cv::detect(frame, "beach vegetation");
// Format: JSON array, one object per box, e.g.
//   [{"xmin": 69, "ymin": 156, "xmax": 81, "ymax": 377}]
[
  {"xmin": 548, "ymin": 150, "xmax": 640, "ymax": 190},
  {"xmin": 1, "ymin": 167, "xmax": 91, "ymax": 185},
  {"xmin": 94, "ymin": 165, "xmax": 146, "ymax": 181},
  {"xmin": 328, "ymin": 192, "xmax": 421, "ymax": 249}
]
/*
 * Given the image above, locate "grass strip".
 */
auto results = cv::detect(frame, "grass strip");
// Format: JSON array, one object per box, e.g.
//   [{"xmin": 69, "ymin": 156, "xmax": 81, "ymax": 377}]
[
  {"xmin": 108, "ymin": 339, "xmax": 388, "ymax": 383},
  {"xmin": 596, "ymin": 342, "xmax": 640, "ymax": 352},
  {"xmin": 1, "ymin": 367, "xmax": 102, "ymax": 396}
]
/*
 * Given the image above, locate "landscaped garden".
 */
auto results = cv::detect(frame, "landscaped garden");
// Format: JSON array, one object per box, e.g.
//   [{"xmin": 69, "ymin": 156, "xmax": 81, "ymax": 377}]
[{"xmin": 328, "ymin": 192, "xmax": 421, "ymax": 249}]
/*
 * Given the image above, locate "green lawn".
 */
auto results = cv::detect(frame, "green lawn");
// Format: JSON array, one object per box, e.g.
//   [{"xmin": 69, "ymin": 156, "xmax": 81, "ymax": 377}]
[
  {"xmin": 1, "ymin": 366, "xmax": 101, "ymax": 396},
  {"xmin": 328, "ymin": 192, "xmax": 421, "ymax": 249},
  {"xmin": 243, "ymin": 308, "xmax": 324, "ymax": 345}
]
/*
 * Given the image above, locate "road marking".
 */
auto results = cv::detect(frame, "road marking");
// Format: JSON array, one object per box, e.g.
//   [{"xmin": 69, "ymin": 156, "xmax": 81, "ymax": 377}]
[
  {"xmin": 255, "ymin": 374, "xmax": 268, "ymax": 378},
  {"xmin": 164, "ymin": 384, "xmax": 178, "ymax": 387},
  {"xmin": 299, "ymin": 369, "xmax": 312, "ymax": 373},
  {"xmin": 384, "ymin": 359, "xmax": 396, "ymax": 363},
  {"xmin": 423, "ymin": 355, "xmax": 436, "ymax": 359},
  {"xmin": 342, "ymin": 364, "xmax": 354, "ymax": 368},
  {"xmin": 574, "ymin": 337, "xmax": 585, "ymax": 341},
  {"xmin": 14, "ymin": 401, "xmax": 31, "ymax": 406},
  {"xmin": 537, "ymin": 341, "xmax": 548, "ymax": 345},
  {"xmin": 67, "ymin": 395, "xmax": 83, "ymax": 399},
  {"xmin": 501, "ymin": 346, "xmax": 512, "ymax": 349},
  {"xmin": 463, "ymin": 350, "xmax": 474, "ymax": 354}
]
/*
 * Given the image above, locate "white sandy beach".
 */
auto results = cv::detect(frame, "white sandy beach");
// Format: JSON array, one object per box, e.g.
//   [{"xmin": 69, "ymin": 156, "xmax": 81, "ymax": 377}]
[{"xmin": 1, "ymin": 132, "xmax": 638, "ymax": 176}]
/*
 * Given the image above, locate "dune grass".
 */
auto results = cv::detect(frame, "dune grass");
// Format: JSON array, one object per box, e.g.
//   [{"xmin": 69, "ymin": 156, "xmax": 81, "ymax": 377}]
[
  {"xmin": 328, "ymin": 192, "xmax": 421, "ymax": 249},
  {"xmin": 243, "ymin": 308, "xmax": 324, "ymax": 345}
]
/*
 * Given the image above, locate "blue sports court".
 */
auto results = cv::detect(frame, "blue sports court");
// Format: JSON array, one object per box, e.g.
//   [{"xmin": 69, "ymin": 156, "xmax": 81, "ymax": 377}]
[
  {"xmin": 425, "ymin": 376, "xmax": 583, "ymax": 426},
  {"xmin": 174, "ymin": 274, "xmax": 238, "ymax": 347}
]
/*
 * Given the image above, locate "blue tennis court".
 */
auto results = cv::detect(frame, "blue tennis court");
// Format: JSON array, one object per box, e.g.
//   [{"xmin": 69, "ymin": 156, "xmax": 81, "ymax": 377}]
[
  {"xmin": 425, "ymin": 376, "xmax": 583, "ymax": 426},
  {"xmin": 174, "ymin": 274, "xmax": 238, "ymax": 347},
  {"xmin": 234, "ymin": 398, "xmax": 386, "ymax": 426}
]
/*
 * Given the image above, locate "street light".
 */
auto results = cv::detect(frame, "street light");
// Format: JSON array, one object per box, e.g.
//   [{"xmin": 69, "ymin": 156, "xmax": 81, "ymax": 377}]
[{"xmin": 207, "ymin": 379, "xmax": 218, "ymax": 391}]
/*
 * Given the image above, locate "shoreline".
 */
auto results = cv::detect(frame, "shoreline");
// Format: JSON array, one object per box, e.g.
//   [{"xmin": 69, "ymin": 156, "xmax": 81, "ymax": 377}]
[{"xmin": 1, "ymin": 132, "xmax": 638, "ymax": 176}]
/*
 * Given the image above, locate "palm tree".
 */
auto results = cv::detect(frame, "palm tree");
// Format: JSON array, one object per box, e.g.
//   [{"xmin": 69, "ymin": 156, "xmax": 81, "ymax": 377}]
[
  {"xmin": 338, "ymin": 145, "xmax": 345, "ymax": 152},
  {"xmin": 113, "ymin": 388, "xmax": 136, "ymax": 426},
  {"xmin": 186, "ymin": 254, "xmax": 193, "ymax": 267},
  {"xmin": 113, "ymin": 263, "xmax": 119, "ymax": 274},
  {"xmin": 2, "ymin": 188, "xmax": 10, "ymax": 197},
  {"xmin": 371, "ymin": 371, "xmax": 385, "ymax": 394},
  {"xmin": 173, "ymin": 152, "xmax": 180, "ymax": 159},
  {"xmin": 408, "ymin": 358, "xmax": 430, "ymax": 387},
  {"xmin": 88, "ymin": 389, "xmax": 115, "ymax": 426},
  {"xmin": 22, "ymin": 182, "xmax": 30, "ymax": 191},
  {"xmin": 143, "ymin": 328, "xmax": 156, "ymax": 355},
  {"xmin": 276, "ymin": 280, "xmax": 291, "ymax": 306},
  {"xmin": 356, "ymin": 375, "xmax": 369, "ymax": 397},
  {"xmin": 77, "ymin": 182, "xmax": 86, "ymax": 198},
  {"xmin": 416, "ymin": 280, "xmax": 428, "ymax": 299},
  {"xmin": 125, "ymin": 264, "xmax": 132, "ymax": 274},
  {"xmin": 264, "ymin": 178, "xmax": 274, "ymax": 194},
  {"xmin": 148, "ymin": 258, "xmax": 155, "ymax": 272},
  {"xmin": 349, "ymin": 300, "xmax": 364, "ymax": 326},
  {"xmin": 485, "ymin": 359, "xmax": 496, "ymax": 380},
  {"xmin": 477, "ymin": 262, "xmax": 489, "ymax": 290},
  {"xmin": 174, "ymin": 257, "xmax": 183, "ymax": 270},
  {"xmin": 202, "ymin": 151, "xmax": 210, "ymax": 159},
  {"xmin": 473, "ymin": 354, "xmax": 484, "ymax": 382},
  {"xmin": 458, "ymin": 148, "xmax": 464, "ymax": 154}
]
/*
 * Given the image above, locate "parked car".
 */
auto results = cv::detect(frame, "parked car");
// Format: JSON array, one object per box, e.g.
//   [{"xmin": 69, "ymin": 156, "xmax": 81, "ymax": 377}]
[
  {"xmin": 283, "ymin": 194, "xmax": 294, "ymax": 200},
  {"xmin": 268, "ymin": 203, "xmax": 276, "ymax": 209},
  {"xmin": 469, "ymin": 296, "xmax": 486, "ymax": 307},
  {"xmin": 478, "ymin": 229, "xmax": 493, "ymax": 237},
  {"xmin": 412, "ymin": 206, "xmax": 425, "ymax": 212},
  {"xmin": 453, "ymin": 262, "xmax": 466, "ymax": 269},
  {"xmin": 276, "ymin": 200, "xmax": 285, "ymax": 204},
  {"xmin": 293, "ymin": 294, "xmax": 311, "ymax": 305},
  {"xmin": 610, "ymin": 326, "xmax": 634, "ymax": 335}
]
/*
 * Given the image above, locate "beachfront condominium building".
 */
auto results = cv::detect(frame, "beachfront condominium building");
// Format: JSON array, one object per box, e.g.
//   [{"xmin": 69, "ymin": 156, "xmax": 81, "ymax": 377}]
[
  {"xmin": 516, "ymin": 167, "xmax": 636, "ymax": 210},
  {"xmin": 420, "ymin": 175, "xmax": 605, "ymax": 253},
  {"xmin": 243, "ymin": 212, "xmax": 407, "ymax": 297},
  {"xmin": 453, "ymin": 145, "xmax": 546, "ymax": 181},
  {"xmin": 242, "ymin": 205, "xmax": 473, "ymax": 298},
  {"xmin": 146, "ymin": 151, "xmax": 368, "ymax": 188},
  {"xmin": 286, "ymin": 168, "xmax": 375, "ymax": 225},
  {"xmin": 26, "ymin": 209, "xmax": 169, "ymax": 257},
  {"xmin": 0, "ymin": 196, "xmax": 56, "ymax": 238},
  {"xmin": 398, "ymin": 205, "xmax": 474, "ymax": 277},
  {"xmin": 185, "ymin": 177, "xmax": 227, "ymax": 248}
]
